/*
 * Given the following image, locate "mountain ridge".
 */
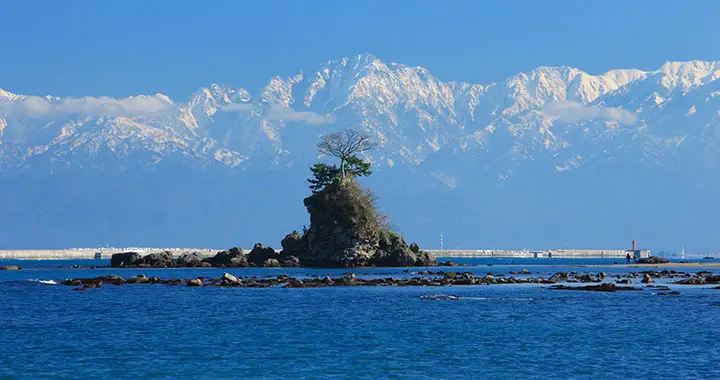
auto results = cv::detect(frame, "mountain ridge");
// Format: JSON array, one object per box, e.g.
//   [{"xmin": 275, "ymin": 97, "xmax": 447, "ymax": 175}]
[{"xmin": 1, "ymin": 54, "xmax": 720, "ymax": 251}]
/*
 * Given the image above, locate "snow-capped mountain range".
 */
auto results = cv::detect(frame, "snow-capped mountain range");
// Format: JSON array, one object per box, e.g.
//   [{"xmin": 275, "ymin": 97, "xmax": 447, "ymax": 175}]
[
  {"xmin": 2, "ymin": 54, "xmax": 720, "ymax": 251},
  {"xmin": 3, "ymin": 54, "xmax": 720, "ymax": 176}
]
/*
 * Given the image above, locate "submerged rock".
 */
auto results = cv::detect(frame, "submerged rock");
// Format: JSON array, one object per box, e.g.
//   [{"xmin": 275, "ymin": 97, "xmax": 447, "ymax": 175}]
[
  {"xmin": 126, "ymin": 274, "xmax": 148, "ymax": 284},
  {"xmin": 421, "ymin": 294, "xmax": 461, "ymax": 300},
  {"xmin": 674, "ymin": 277, "xmax": 706, "ymax": 285},
  {"xmin": 549, "ymin": 283, "xmax": 641, "ymax": 292},
  {"xmin": 220, "ymin": 273, "xmax": 242, "ymax": 286}
]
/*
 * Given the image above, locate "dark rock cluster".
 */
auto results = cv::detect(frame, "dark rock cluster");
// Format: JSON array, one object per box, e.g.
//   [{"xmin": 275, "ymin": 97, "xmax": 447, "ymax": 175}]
[
  {"xmin": 636, "ymin": 256, "xmax": 671, "ymax": 264},
  {"xmin": 110, "ymin": 240, "xmax": 440, "ymax": 269},
  {"xmin": 110, "ymin": 244, "xmax": 296, "ymax": 269},
  {"xmin": 549, "ymin": 283, "xmax": 642, "ymax": 292},
  {"xmin": 60, "ymin": 268, "xmax": 715, "ymax": 293},
  {"xmin": 673, "ymin": 273, "xmax": 720, "ymax": 285},
  {"xmin": 63, "ymin": 272, "xmax": 557, "ymax": 290}
]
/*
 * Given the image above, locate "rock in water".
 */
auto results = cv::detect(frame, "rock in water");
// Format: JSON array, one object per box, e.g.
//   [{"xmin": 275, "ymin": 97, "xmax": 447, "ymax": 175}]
[
  {"xmin": 136, "ymin": 251, "xmax": 174, "ymax": 268},
  {"xmin": 220, "ymin": 273, "xmax": 242, "ymax": 286},
  {"xmin": 248, "ymin": 243, "xmax": 278, "ymax": 266},
  {"xmin": 204, "ymin": 247, "xmax": 247, "ymax": 267},
  {"xmin": 0, "ymin": 265, "xmax": 21, "ymax": 270},
  {"xmin": 575, "ymin": 273, "xmax": 598, "ymax": 283},
  {"xmin": 280, "ymin": 231, "xmax": 303, "ymax": 256},
  {"xmin": 414, "ymin": 251, "xmax": 436, "ymax": 267},
  {"xmin": 110, "ymin": 252, "xmax": 141, "ymax": 267},
  {"xmin": 549, "ymin": 283, "xmax": 641, "ymax": 292},
  {"xmin": 292, "ymin": 179, "xmax": 436, "ymax": 268},
  {"xmin": 372, "ymin": 231, "xmax": 418, "ymax": 267},
  {"xmin": 187, "ymin": 279, "xmax": 204, "ymax": 287},
  {"xmin": 126, "ymin": 274, "xmax": 148, "ymax": 284},
  {"xmin": 641, "ymin": 274, "xmax": 655, "ymax": 284},
  {"xmin": 279, "ymin": 255, "xmax": 301, "ymax": 267},
  {"xmin": 704, "ymin": 275, "xmax": 720, "ymax": 284},
  {"xmin": 263, "ymin": 258, "xmax": 281, "ymax": 267},
  {"xmin": 637, "ymin": 257, "xmax": 670, "ymax": 264},
  {"xmin": 294, "ymin": 179, "xmax": 386, "ymax": 267},
  {"xmin": 421, "ymin": 294, "xmax": 461, "ymax": 300},
  {"xmin": 177, "ymin": 252, "xmax": 204, "ymax": 267},
  {"xmin": 549, "ymin": 272, "xmax": 569, "ymax": 282}
]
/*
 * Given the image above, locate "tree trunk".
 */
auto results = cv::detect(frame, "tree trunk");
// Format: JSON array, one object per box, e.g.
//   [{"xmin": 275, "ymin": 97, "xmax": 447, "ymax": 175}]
[{"xmin": 340, "ymin": 157, "xmax": 346, "ymax": 179}]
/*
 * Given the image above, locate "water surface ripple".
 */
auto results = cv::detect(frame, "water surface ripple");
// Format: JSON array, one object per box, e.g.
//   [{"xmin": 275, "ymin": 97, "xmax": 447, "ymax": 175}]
[{"xmin": 1, "ymin": 259, "xmax": 719, "ymax": 379}]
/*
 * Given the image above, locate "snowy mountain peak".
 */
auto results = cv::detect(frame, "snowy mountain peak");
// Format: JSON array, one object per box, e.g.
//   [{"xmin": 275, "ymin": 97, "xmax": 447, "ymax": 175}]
[
  {"xmin": 0, "ymin": 88, "xmax": 18, "ymax": 101},
  {"xmin": 3, "ymin": 55, "xmax": 720, "ymax": 178}
]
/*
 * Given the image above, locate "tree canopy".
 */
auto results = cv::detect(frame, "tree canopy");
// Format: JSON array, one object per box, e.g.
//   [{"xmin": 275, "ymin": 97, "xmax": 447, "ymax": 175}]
[
  {"xmin": 317, "ymin": 129, "xmax": 377, "ymax": 180},
  {"xmin": 308, "ymin": 156, "xmax": 371, "ymax": 192}
]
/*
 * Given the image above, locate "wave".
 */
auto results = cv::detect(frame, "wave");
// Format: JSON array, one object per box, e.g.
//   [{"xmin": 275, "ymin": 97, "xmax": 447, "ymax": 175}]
[{"xmin": 26, "ymin": 279, "xmax": 58, "ymax": 285}]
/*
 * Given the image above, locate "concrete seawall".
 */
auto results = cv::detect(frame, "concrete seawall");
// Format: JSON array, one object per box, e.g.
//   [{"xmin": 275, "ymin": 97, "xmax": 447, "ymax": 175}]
[
  {"xmin": 1, "ymin": 248, "xmax": 650, "ymax": 260},
  {"xmin": 426, "ymin": 249, "xmax": 651, "ymax": 259},
  {"xmin": 0, "ymin": 248, "xmax": 219, "ymax": 260}
]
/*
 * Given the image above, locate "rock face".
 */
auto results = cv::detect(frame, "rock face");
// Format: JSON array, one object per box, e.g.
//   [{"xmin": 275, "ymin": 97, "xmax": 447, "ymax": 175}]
[
  {"xmin": 247, "ymin": 243, "xmax": 278, "ymax": 266},
  {"xmin": 110, "ymin": 252, "xmax": 142, "ymax": 267},
  {"xmin": 281, "ymin": 231, "xmax": 302, "ymax": 256},
  {"xmin": 136, "ymin": 251, "xmax": 174, "ymax": 267},
  {"xmin": 204, "ymin": 247, "xmax": 248, "ymax": 267},
  {"xmin": 176, "ymin": 252, "xmax": 204, "ymax": 267},
  {"xmin": 291, "ymin": 179, "xmax": 437, "ymax": 268}
]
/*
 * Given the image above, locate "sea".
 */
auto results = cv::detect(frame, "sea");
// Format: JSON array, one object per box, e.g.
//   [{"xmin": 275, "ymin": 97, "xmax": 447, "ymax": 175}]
[{"xmin": 1, "ymin": 258, "xmax": 719, "ymax": 379}]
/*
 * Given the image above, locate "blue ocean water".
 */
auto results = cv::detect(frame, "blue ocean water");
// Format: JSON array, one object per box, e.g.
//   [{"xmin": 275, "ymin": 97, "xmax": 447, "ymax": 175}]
[{"xmin": 1, "ymin": 259, "xmax": 719, "ymax": 379}]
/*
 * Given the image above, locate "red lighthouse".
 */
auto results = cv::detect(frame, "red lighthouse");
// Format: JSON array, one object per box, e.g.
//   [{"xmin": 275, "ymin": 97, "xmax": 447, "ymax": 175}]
[{"xmin": 632, "ymin": 240, "xmax": 637, "ymax": 251}]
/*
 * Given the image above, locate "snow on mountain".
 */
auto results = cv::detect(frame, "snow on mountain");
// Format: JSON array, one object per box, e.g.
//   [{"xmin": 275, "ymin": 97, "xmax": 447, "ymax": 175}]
[
  {"xmin": 1, "ymin": 54, "xmax": 720, "ymax": 180},
  {"xmin": 5, "ymin": 54, "xmax": 720, "ymax": 250}
]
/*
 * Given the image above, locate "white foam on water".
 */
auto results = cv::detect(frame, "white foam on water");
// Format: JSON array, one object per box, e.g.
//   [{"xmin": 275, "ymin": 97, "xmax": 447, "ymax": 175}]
[{"xmin": 26, "ymin": 279, "xmax": 58, "ymax": 285}]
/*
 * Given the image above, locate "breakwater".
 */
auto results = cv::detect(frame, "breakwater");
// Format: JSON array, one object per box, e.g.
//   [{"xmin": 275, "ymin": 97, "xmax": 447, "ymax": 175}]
[
  {"xmin": 426, "ymin": 249, "xmax": 651, "ymax": 259},
  {"xmin": 0, "ymin": 248, "xmax": 651, "ymax": 260},
  {"xmin": 0, "ymin": 248, "xmax": 218, "ymax": 260}
]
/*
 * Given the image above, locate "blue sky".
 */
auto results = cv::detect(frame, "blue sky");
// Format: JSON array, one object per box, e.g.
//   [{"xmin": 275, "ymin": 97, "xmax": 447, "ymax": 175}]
[{"xmin": 1, "ymin": 0, "xmax": 719, "ymax": 100}]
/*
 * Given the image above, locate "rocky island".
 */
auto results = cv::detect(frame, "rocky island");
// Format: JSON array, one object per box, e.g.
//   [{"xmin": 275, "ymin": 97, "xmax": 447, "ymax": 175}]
[{"xmin": 111, "ymin": 129, "xmax": 437, "ymax": 269}]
